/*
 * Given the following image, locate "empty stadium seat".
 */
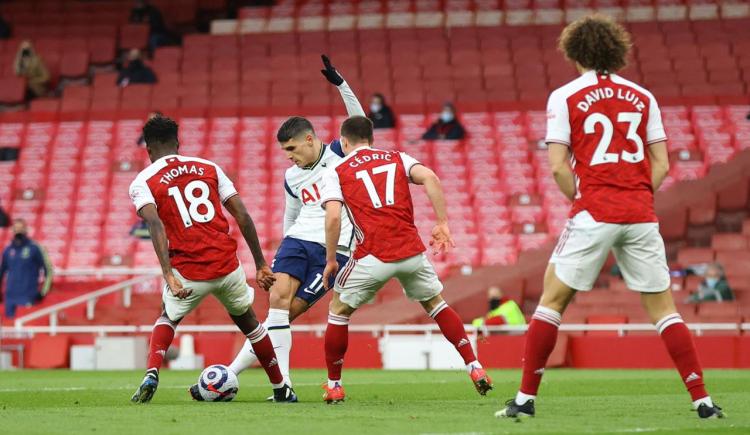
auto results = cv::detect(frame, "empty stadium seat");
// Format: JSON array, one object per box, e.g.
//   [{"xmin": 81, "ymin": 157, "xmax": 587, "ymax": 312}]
[{"xmin": 0, "ymin": 76, "xmax": 26, "ymax": 105}]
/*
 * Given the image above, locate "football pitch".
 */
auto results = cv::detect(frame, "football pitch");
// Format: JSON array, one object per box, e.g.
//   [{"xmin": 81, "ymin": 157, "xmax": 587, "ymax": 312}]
[{"xmin": 0, "ymin": 369, "xmax": 748, "ymax": 435}]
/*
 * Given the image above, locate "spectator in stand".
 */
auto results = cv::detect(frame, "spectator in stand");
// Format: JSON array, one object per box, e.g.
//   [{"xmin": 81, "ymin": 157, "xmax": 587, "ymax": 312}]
[
  {"xmin": 472, "ymin": 286, "xmax": 526, "ymax": 328},
  {"xmin": 117, "ymin": 49, "xmax": 157, "ymax": 87},
  {"xmin": 422, "ymin": 102, "xmax": 466, "ymax": 140},
  {"xmin": 0, "ymin": 14, "xmax": 11, "ymax": 39},
  {"xmin": 130, "ymin": 0, "xmax": 169, "ymax": 51},
  {"xmin": 14, "ymin": 40, "xmax": 50, "ymax": 99},
  {"xmin": 0, "ymin": 219, "xmax": 53, "ymax": 318},
  {"xmin": 368, "ymin": 93, "xmax": 396, "ymax": 129},
  {"xmin": 685, "ymin": 263, "xmax": 734, "ymax": 303}
]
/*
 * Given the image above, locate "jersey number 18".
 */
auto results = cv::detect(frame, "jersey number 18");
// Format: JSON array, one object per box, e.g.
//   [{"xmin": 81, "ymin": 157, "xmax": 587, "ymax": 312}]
[{"xmin": 168, "ymin": 180, "xmax": 216, "ymax": 228}]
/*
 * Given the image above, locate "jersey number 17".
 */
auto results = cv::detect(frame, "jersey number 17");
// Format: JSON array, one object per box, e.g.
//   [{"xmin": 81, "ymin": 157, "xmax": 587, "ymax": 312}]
[{"xmin": 356, "ymin": 163, "xmax": 397, "ymax": 208}]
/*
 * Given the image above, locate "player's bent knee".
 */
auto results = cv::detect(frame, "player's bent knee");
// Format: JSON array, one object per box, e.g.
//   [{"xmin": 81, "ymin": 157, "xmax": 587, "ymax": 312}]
[
  {"xmin": 268, "ymin": 273, "xmax": 299, "ymax": 308},
  {"xmin": 269, "ymin": 290, "xmax": 293, "ymax": 309},
  {"xmin": 419, "ymin": 294, "xmax": 445, "ymax": 313},
  {"xmin": 540, "ymin": 265, "xmax": 577, "ymax": 313},
  {"xmin": 329, "ymin": 294, "xmax": 356, "ymax": 316}
]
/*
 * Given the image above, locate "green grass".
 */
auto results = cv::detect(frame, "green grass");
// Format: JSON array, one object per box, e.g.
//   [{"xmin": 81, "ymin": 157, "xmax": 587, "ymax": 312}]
[{"xmin": 0, "ymin": 369, "xmax": 748, "ymax": 435}]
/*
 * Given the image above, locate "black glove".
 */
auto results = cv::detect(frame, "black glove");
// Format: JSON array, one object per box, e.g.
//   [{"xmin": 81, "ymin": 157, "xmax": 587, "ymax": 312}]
[{"xmin": 320, "ymin": 54, "xmax": 344, "ymax": 86}]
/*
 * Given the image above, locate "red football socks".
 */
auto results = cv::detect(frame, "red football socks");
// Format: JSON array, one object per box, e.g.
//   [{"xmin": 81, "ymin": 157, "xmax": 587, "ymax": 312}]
[
  {"xmin": 519, "ymin": 306, "xmax": 561, "ymax": 396},
  {"xmin": 430, "ymin": 301, "xmax": 477, "ymax": 364},
  {"xmin": 657, "ymin": 313, "xmax": 708, "ymax": 402},
  {"xmin": 146, "ymin": 316, "xmax": 176, "ymax": 372},
  {"xmin": 325, "ymin": 313, "xmax": 350, "ymax": 382},
  {"xmin": 247, "ymin": 324, "xmax": 284, "ymax": 386}
]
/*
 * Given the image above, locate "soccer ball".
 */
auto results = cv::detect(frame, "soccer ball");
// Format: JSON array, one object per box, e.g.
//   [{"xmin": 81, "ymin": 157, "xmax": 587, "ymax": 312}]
[{"xmin": 198, "ymin": 365, "xmax": 239, "ymax": 402}]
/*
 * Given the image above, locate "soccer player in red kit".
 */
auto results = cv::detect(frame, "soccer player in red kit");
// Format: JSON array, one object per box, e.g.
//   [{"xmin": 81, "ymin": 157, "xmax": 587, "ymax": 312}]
[
  {"xmin": 496, "ymin": 16, "xmax": 724, "ymax": 419},
  {"xmin": 128, "ymin": 115, "xmax": 296, "ymax": 403},
  {"xmin": 319, "ymin": 116, "xmax": 492, "ymax": 404}
]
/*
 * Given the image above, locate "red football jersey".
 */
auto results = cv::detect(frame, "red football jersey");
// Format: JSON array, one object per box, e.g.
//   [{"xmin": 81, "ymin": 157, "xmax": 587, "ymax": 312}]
[
  {"xmin": 320, "ymin": 147, "xmax": 425, "ymax": 262},
  {"xmin": 546, "ymin": 71, "xmax": 667, "ymax": 224},
  {"xmin": 129, "ymin": 154, "xmax": 240, "ymax": 280}
]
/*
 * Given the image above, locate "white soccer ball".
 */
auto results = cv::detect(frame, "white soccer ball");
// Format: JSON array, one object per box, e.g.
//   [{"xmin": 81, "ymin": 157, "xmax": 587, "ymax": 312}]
[{"xmin": 198, "ymin": 365, "xmax": 239, "ymax": 402}]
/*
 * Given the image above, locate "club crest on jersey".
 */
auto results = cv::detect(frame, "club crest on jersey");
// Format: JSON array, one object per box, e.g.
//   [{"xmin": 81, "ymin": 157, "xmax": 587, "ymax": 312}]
[{"xmin": 301, "ymin": 183, "xmax": 321, "ymax": 205}]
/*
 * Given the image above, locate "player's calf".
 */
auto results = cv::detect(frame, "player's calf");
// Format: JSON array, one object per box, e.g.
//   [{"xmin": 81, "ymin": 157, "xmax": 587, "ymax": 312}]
[{"xmin": 424, "ymin": 297, "xmax": 493, "ymax": 395}]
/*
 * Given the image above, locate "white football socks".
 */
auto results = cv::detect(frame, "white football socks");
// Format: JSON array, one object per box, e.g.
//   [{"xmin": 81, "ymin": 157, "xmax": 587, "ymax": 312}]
[
  {"xmin": 328, "ymin": 379, "xmax": 342, "ymax": 389},
  {"xmin": 228, "ymin": 335, "xmax": 257, "ymax": 376},
  {"xmin": 693, "ymin": 396, "xmax": 714, "ymax": 410},
  {"xmin": 465, "ymin": 360, "xmax": 483, "ymax": 374},
  {"xmin": 515, "ymin": 391, "xmax": 536, "ymax": 405},
  {"xmin": 266, "ymin": 308, "xmax": 292, "ymax": 387},
  {"xmin": 228, "ymin": 309, "xmax": 292, "ymax": 385}
]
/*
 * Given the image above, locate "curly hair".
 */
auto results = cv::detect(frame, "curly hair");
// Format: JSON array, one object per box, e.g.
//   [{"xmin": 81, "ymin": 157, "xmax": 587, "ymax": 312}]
[
  {"xmin": 142, "ymin": 115, "xmax": 179, "ymax": 145},
  {"xmin": 559, "ymin": 15, "xmax": 632, "ymax": 73}
]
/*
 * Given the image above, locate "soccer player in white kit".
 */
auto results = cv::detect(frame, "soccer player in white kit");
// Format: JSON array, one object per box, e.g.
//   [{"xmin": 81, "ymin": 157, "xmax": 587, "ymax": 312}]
[
  {"xmin": 190, "ymin": 56, "xmax": 363, "ymax": 400},
  {"xmin": 496, "ymin": 15, "xmax": 723, "ymax": 420}
]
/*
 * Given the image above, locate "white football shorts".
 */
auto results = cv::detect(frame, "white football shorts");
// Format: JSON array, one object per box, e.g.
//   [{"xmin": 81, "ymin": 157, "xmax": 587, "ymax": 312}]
[
  {"xmin": 335, "ymin": 253, "xmax": 443, "ymax": 309},
  {"xmin": 163, "ymin": 265, "xmax": 255, "ymax": 321},
  {"xmin": 549, "ymin": 211, "xmax": 670, "ymax": 293}
]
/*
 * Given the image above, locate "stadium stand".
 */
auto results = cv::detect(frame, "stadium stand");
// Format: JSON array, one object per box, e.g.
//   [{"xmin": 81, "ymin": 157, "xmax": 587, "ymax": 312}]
[{"xmin": 0, "ymin": 1, "xmax": 749, "ymax": 371}]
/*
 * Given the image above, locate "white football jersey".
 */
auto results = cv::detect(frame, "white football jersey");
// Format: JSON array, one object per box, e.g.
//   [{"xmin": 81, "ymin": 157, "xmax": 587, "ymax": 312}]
[{"xmin": 283, "ymin": 140, "xmax": 354, "ymax": 252}]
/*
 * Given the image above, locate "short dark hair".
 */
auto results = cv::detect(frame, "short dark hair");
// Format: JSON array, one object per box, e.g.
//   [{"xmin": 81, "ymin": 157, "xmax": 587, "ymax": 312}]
[
  {"xmin": 559, "ymin": 14, "xmax": 631, "ymax": 73},
  {"xmin": 142, "ymin": 115, "xmax": 178, "ymax": 146},
  {"xmin": 277, "ymin": 116, "xmax": 315, "ymax": 143},
  {"xmin": 340, "ymin": 116, "xmax": 374, "ymax": 145}
]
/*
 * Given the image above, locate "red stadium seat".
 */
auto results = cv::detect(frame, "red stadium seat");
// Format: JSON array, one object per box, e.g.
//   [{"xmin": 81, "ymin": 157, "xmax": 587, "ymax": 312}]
[
  {"xmin": 676, "ymin": 247, "xmax": 715, "ymax": 266},
  {"xmin": 119, "ymin": 24, "xmax": 149, "ymax": 50},
  {"xmin": 59, "ymin": 50, "xmax": 89, "ymax": 79},
  {"xmin": 27, "ymin": 335, "xmax": 70, "ymax": 369},
  {"xmin": 711, "ymin": 233, "xmax": 749, "ymax": 251},
  {"xmin": 0, "ymin": 76, "xmax": 26, "ymax": 105},
  {"xmin": 89, "ymin": 37, "xmax": 116, "ymax": 65}
]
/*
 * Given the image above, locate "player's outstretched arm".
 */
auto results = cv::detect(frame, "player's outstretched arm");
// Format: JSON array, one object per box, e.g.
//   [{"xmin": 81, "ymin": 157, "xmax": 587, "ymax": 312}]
[
  {"xmin": 139, "ymin": 204, "xmax": 190, "ymax": 299},
  {"xmin": 320, "ymin": 54, "xmax": 365, "ymax": 117},
  {"xmin": 648, "ymin": 141, "xmax": 670, "ymax": 192},
  {"xmin": 410, "ymin": 164, "xmax": 455, "ymax": 254},
  {"xmin": 322, "ymin": 200, "xmax": 342, "ymax": 290},
  {"xmin": 548, "ymin": 143, "xmax": 576, "ymax": 201},
  {"xmin": 223, "ymin": 195, "xmax": 275, "ymax": 291}
]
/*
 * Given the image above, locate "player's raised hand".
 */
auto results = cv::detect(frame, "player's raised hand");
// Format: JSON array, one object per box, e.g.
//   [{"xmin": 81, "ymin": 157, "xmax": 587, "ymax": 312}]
[
  {"xmin": 256, "ymin": 264, "xmax": 276, "ymax": 291},
  {"xmin": 320, "ymin": 54, "xmax": 344, "ymax": 86},
  {"xmin": 322, "ymin": 259, "xmax": 340, "ymax": 291},
  {"xmin": 166, "ymin": 273, "xmax": 191, "ymax": 299},
  {"xmin": 429, "ymin": 222, "xmax": 456, "ymax": 255}
]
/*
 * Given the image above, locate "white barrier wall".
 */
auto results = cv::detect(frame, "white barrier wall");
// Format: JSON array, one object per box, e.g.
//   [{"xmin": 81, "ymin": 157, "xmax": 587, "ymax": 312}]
[
  {"xmin": 94, "ymin": 337, "xmax": 148, "ymax": 370},
  {"xmin": 379, "ymin": 334, "xmax": 477, "ymax": 370}
]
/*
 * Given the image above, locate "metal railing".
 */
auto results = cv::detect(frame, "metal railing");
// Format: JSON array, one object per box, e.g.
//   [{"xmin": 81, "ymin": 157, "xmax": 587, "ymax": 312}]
[
  {"xmin": 13, "ymin": 274, "xmax": 160, "ymax": 330},
  {"xmin": 5, "ymin": 322, "xmax": 749, "ymax": 338},
  {"xmin": 55, "ymin": 267, "xmax": 161, "ymax": 278}
]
